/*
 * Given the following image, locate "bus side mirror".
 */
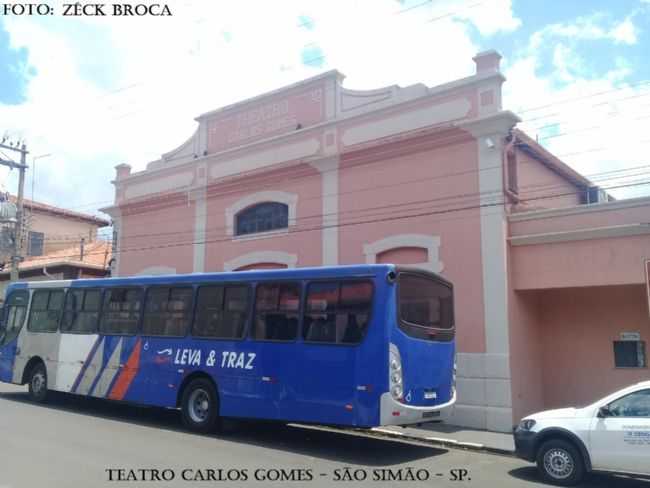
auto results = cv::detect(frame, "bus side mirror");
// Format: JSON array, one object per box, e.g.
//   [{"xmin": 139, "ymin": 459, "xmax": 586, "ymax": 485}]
[{"xmin": 597, "ymin": 406, "xmax": 611, "ymax": 418}]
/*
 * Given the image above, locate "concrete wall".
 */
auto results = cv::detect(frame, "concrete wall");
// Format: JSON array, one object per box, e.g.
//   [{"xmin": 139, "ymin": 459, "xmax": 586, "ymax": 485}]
[
  {"xmin": 27, "ymin": 210, "xmax": 101, "ymax": 255},
  {"xmin": 515, "ymin": 148, "xmax": 581, "ymax": 211}
]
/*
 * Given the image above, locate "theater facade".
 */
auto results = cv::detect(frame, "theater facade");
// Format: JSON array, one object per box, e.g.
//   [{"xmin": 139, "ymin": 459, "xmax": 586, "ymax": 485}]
[{"xmin": 102, "ymin": 51, "xmax": 650, "ymax": 432}]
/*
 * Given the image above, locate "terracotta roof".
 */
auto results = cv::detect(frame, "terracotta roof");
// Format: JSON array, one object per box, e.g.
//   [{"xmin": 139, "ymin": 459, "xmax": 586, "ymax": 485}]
[
  {"xmin": 7, "ymin": 195, "xmax": 110, "ymax": 226},
  {"xmin": 0, "ymin": 240, "xmax": 112, "ymax": 275}
]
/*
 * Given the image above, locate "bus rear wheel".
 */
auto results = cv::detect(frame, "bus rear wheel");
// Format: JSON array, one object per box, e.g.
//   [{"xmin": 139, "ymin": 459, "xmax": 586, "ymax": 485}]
[
  {"xmin": 180, "ymin": 378, "xmax": 219, "ymax": 433},
  {"xmin": 28, "ymin": 363, "xmax": 48, "ymax": 403}
]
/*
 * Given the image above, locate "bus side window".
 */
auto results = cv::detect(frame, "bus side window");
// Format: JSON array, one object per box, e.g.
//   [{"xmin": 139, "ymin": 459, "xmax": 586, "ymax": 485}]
[
  {"xmin": 1, "ymin": 290, "xmax": 28, "ymax": 344},
  {"xmin": 304, "ymin": 281, "xmax": 372, "ymax": 345},
  {"xmin": 143, "ymin": 287, "xmax": 193, "ymax": 337},
  {"xmin": 100, "ymin": 288, "xmax": 142, "ymax": 335},
  {"xmin": 61, "ymin": 289, "xmax": 101, "ymax": 334},
  {"xmin": 27, "ymin": 289, "xmax": 64, "ymax": 333},
  {"xmin": 193, "ymin": 285, "xmax": 249, "ymax": 339},
  {"xmin": 253, "ymin": 283, "xmax": 300, "ymax": 341}
]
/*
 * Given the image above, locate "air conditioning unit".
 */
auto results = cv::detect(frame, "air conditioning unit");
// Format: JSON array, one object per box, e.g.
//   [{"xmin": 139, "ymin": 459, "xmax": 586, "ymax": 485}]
[{"xmin": 583, "ymin": 186, "xmax": 607, "ymax": 204}]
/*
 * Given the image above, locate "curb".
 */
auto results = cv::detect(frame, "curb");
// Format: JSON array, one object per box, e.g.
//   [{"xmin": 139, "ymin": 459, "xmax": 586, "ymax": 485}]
[
  {"xmin": 369, "ymin": 427, "xmax": 515, "ymax": 457},
  {"xmin": 290, "ymin": 423, "xmax": 515, "ymax": 457}
]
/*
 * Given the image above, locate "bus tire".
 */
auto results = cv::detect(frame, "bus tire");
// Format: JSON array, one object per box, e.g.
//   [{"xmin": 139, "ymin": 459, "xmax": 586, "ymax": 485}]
[
  {"xmin": 180, "ymin": 378, "xmax": 219, "ymax": 433},
  {"xmin": 27, "ymin": 362, "xmax": 48, "ymax": 403}
]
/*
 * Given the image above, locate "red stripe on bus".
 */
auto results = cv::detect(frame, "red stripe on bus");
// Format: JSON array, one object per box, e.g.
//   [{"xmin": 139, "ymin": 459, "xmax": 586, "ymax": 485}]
[{"xmin": 108, "ymin": 339, "xmax": 141, "ymax": 401}]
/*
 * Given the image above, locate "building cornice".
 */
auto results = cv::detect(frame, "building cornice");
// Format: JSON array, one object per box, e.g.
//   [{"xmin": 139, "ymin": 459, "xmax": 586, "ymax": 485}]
[{"xmin": 116, "ymin": 72, "xmax": 507, "ymax": 187}]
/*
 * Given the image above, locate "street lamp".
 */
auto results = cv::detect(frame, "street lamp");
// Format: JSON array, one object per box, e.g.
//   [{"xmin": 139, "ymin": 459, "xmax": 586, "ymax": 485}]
[{"xmin": 32, "ymin": 153, "xmax": 52, "ymax": 202}]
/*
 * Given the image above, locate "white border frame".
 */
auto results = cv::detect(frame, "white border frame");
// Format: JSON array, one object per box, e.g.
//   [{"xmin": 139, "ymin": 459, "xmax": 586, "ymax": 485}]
[
  {"xmin": 136, "ymin": 266, "xmax": 177, "ymax": 276},
  {"xmin": 223, "ymin": 251, "xmax": 298, "ymax": 272},
  {"xmin": 363, "ymin": 234, "xmax": 443, "ymax": 273}
]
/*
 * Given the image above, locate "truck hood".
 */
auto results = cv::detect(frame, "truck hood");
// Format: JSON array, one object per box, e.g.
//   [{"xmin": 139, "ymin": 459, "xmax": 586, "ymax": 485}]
[{"xmin": 529, "ymin": 407, "xmax": 579, "ymax": 420}]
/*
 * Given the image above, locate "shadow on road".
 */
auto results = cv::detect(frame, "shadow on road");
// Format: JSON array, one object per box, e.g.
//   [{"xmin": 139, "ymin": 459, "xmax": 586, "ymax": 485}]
[
  {"xmin": 0, "ymin": 388, "xmax": 446, "ymax": 466},
  {"xmin": 508, "ymin": 467, "xmax": 650, "ymax": 487}
]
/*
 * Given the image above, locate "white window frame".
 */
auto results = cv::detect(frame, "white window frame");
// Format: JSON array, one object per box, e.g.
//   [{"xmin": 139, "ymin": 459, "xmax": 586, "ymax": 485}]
[{"xmin": 226, "ymin": 191, "xmax": 298, "ymax": 238}]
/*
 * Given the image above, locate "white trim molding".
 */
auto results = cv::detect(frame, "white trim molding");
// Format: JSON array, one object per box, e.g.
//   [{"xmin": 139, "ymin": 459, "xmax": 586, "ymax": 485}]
[
  {"xmin": 225, "ymin": 191, "xmax": 298, "ymax": 237},
  {"xmin": 510, "ymin": 223, "xmax": 650, "ymax": 246},
  {"xmin": 191, "ymin": 186, "xmax": 207, "ymax": 273},
  {"xmin": 136, "ymin": 266, "xmax": 177, "ymax": 276},
  {"xmin": 223, "ymin": 251, "xmax": 298, "ymax": 272},
  {"xmin": 307, "ymin": 156, "xmax": 339, "ymax": 265},
  {"xmin": 508, "ymin": 195, "xmax": 650, "ymax": 222},
  {"xmin": 363, "ymin": 234, "xmax": 443, "ymax": 273}
]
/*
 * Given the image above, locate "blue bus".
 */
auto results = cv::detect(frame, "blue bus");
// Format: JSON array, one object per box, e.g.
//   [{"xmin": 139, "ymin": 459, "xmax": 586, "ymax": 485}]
[{"xmin": 0, "ymin": 265, "xmax": 455, "ymax": 432}]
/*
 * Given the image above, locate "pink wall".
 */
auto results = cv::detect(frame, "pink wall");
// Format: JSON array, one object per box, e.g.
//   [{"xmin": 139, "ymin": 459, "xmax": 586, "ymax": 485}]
[
  {"xmin": 203, "ymin": 163, "xmax": 323, "ymax": 271},
  {"xmin": 539, "ymin": 284, "xmax": 650, "ymax": 409},
  {"xmin": 338, "ymin": 133, "xmax": 487, "ymax": 354},
  {"xmin": 515, "ymin": 148, "xmax": 581, "ymax": 211},
  {"xmin": 119, "ymin": 194, "xmax": 195, "ymax": 275},
  {"xmin": 511, "ymin": 234, "xmax": 650, "ymax": 290},
  {"xmin": 508, "ymin": 287, "xmax": 545, "ymax": 421}
]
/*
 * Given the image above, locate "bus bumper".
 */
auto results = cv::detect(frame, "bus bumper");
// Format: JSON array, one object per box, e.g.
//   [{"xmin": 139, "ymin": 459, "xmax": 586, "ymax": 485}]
[{"xmin": 379, "ymin": 388, "xmax": 457, "ymax": 426}]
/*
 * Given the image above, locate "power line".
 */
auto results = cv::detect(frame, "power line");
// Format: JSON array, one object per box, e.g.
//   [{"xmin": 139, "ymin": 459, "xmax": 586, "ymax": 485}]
[{"xmin": 17, "ymin": 178, "xmax": 650, "ymax": 266}]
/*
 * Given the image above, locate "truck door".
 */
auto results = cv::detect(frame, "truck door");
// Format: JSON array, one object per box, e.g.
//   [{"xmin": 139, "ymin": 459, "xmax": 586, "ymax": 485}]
[{"xmin": 589, "ymin": 388, "xmax": 650, "ymax": 474}]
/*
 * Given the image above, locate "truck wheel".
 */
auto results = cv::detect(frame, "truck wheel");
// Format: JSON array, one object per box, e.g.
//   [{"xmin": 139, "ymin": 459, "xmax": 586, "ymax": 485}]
[
  {"xmin": 28, "ymin": 363, "xmax": 48, "ymax": 403},
  {"xmin": 180, "ymin": 378, "xmax": 219, "ymax": 433},
  {"xmin": 536, "ymin": 439, "xmax": 585, "ymax": 486}
]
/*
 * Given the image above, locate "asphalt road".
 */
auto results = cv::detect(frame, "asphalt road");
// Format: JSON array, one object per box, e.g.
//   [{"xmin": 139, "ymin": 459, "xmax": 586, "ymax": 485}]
[{"xmin": 0, "ymin": 383, "xmax": 647, "ymax": 488}]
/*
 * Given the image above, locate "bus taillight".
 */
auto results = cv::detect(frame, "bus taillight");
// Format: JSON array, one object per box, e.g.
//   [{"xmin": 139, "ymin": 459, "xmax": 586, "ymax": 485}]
[{"xmin": 389, "ymin": 344, "xmax": 403, "ymax": 401}]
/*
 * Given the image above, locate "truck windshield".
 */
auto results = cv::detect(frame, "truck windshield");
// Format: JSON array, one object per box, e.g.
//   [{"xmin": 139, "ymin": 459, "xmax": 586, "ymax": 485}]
[{"xmin": 398, "ymin": 272, "xmax": 454, "ymax": 341}]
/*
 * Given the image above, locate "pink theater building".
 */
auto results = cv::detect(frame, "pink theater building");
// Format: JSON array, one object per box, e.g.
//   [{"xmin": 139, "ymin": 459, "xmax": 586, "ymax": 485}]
[{"xmin": 102, "ymin": 51, "xmax": 650, "ymax": 432}]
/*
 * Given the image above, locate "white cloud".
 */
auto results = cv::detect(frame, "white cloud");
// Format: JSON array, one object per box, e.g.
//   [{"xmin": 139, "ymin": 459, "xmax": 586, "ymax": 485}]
[
  {"xmin": 530, "ymin": 13, "xmax": 639, "ymax": 48},
  {"xmin": 0, "ymin": 0, "xmax": 496, "ymax": 215},
  {"xmin": 0, "ymin": 0, "xmax": 646, "ymax": 217},
  {"xmin": 504, "ymin": 27, "xmax": 650, "ymax": 200},
  {"xmin": 609, "ymin": 18, "xmax": 638, "ymax": 44}
]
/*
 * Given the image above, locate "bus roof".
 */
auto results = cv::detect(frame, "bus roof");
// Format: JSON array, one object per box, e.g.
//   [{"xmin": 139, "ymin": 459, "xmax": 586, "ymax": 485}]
[{"xmin": 8, "ymin": 264, "xmax": 399, "ymax": 291}]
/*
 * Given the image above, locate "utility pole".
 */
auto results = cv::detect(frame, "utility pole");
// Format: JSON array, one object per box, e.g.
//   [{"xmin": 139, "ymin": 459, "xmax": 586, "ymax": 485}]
[{"xmin": 0, "ymin": 139, "xmax": 29, "ymax": 282}]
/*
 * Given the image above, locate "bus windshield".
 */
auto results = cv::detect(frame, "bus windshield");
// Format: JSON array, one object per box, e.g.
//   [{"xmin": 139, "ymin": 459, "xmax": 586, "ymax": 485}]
[{"xmin": 398, "ymin": 272, "xmax": 454, "ymax": 341}]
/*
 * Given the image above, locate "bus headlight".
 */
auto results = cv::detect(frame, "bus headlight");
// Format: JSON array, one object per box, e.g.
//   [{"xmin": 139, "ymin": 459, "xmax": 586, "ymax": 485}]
[{"xmin": 389, "ymin": 344, "xmax": 403, "ymax": 401}]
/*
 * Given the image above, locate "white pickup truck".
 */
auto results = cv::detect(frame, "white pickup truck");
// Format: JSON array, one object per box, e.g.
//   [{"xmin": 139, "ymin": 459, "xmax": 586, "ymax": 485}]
[{"xmin": 513, "ymin": 381, "xmax": 650, "ymax": 486}]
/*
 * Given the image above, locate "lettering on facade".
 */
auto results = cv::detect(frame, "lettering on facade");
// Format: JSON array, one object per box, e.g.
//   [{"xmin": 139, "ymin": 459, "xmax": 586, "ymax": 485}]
[{"xmin": 206, "ymin": 88, "xmax": 324, "ymax": 153}]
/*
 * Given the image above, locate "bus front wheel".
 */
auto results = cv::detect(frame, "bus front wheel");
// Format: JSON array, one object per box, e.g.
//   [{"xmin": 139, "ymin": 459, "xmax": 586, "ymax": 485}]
[
  {"xmin": 180, "ymin": 378, "xmax": 219, "ymax": 433},
  {"xmin": 28, "ymin": 362, "xmax": 48, "ymax": 403}
]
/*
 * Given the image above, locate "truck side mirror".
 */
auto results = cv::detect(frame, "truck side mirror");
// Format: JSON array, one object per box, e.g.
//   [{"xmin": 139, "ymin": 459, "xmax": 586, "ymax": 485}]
[{"xmin": 597, "ymin": 406, "xmax": 611, "ymax": 418}]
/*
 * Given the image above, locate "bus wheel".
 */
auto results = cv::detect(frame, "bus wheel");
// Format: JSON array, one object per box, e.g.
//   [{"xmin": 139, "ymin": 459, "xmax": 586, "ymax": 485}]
[
  {"xmin": 180, "ymin": 378, "xmax": 219, "ymax": 433},
  {"xmin": 28, "ymin": 363, "xmax": 48, "ymax": 403}
]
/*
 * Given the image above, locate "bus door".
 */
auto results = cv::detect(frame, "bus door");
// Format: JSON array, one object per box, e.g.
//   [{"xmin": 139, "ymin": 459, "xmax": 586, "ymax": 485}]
[
  {"xmin": 0, "ymin": 290, "xmax": 29, "ymax": 383},
  {"xmin": 294, "ymin": 280, "xmax": 374, "ymax": 425}
]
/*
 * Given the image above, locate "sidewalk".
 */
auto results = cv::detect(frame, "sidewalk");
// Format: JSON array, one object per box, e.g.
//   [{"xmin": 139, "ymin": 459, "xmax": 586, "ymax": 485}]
[{"xmin": 371, "ymin": 423, "xmax": 515, "ymax": 456}]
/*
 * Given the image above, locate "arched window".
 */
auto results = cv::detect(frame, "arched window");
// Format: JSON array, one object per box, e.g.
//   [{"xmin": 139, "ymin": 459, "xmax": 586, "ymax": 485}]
[{"xmin": 235, "ymin": 202, "xmax": 289, "ymax": 236}]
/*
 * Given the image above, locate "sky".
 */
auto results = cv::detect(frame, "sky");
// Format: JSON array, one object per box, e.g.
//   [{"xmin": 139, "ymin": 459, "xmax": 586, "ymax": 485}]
[{"xmin": 1, "ymin": 0, "xmax": 650, "ymax": 231}]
